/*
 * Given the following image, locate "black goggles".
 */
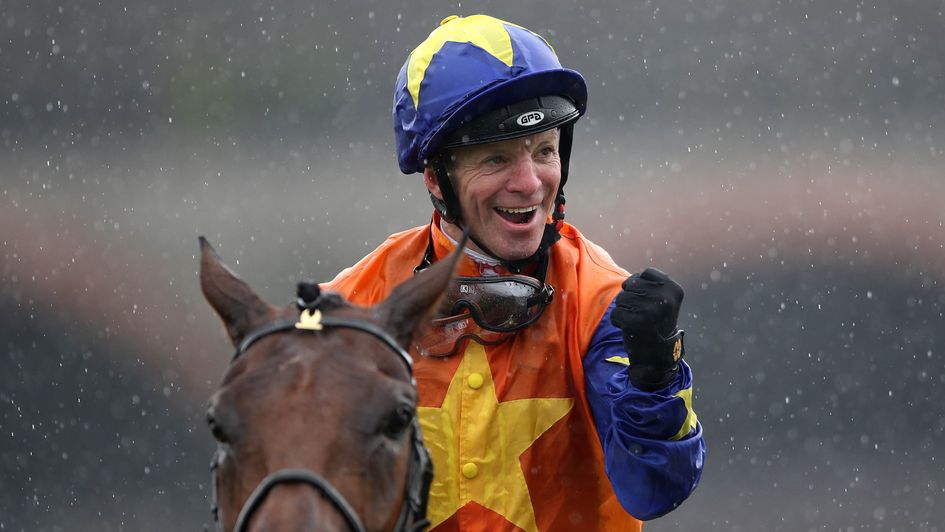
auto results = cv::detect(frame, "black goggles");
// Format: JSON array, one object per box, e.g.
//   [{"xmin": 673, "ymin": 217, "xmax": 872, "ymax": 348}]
[
  {"xmin": 444, "ymin": 275, "xmax": 553, "ymax": 332},
  {"xmin": 414, "ymin": 275, "xmax": 554, "ymax": 357}
]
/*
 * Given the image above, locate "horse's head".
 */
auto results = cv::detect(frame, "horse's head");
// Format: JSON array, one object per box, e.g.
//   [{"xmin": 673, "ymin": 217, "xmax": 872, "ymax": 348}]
[{"xmin": 199, "ymin": 236, "xmax": 458, "ymax": 532}]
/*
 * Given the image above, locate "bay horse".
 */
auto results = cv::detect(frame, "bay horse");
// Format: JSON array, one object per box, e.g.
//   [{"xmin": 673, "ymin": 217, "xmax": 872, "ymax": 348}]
[{"xmin": 199, "ymin": 236, "xmax": 459, "ymax": 531}]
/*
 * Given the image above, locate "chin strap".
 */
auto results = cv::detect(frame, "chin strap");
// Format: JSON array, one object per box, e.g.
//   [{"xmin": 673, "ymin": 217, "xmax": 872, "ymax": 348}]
[{"xmin": 414, "ymin": 213, "xmax": 558, "ymax": 290}]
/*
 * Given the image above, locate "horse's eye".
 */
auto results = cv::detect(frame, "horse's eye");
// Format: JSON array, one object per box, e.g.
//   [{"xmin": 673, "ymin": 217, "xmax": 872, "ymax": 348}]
[
  {"xmin": 383, "ymin": 404, "xmax": 414, "ymax": 439},
  {"xmin": 206, "ymin": 411, "xmax": 229, "ymax": 443}
]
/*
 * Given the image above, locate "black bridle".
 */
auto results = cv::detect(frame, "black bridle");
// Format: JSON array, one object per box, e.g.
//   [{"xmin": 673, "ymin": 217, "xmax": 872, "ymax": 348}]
[{"xmin": 210, "ymin": 283, "xmax": 433, "ymax": 532}]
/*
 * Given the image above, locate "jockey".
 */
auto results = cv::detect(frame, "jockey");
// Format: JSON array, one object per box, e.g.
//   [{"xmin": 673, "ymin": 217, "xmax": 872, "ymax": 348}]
[{"xmin": 324, "ymin": 14, "xmax": 704, "ymax": 531}]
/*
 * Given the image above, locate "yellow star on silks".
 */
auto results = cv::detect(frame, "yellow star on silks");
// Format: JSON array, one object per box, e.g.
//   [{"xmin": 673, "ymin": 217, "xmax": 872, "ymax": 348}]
[
  {"xmin": 407, "ymin": 15, "xmax": 550, "ymax": 108},
  {"xmin": 418, "ymin": 343, "xmax": 573, "ymax": 532}
]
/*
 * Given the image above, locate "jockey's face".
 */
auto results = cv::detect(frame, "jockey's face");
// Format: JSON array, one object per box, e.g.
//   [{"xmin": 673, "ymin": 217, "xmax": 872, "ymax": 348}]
[{"xmin": 425, "ymin": 129, "xmax": 561, "ymax": 261}]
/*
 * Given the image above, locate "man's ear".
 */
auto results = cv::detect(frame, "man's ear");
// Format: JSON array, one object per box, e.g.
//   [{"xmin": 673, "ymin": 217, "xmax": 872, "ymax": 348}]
[{"xmin": 423, "ymin": 167, "xmax": 443, "ymax": 201}]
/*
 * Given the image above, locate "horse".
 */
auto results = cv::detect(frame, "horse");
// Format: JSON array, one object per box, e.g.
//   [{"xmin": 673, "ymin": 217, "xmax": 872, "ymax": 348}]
[{"xmin": 198, "ymin": 236, "xmax": 460, "ymax": 531}]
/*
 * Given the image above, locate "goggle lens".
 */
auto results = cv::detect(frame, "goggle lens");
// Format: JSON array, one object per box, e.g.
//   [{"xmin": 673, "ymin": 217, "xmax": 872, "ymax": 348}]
[
  {"xmin": 413, "ymin": 313, "xmax": 510, "ymax": 357},
  {"xmin": 446, "ymin": 276, "xmax": 551, "ymax": 332},
  {"xmin": 414, "ymin": 275, "xmax": 553, "ymax": 357}
]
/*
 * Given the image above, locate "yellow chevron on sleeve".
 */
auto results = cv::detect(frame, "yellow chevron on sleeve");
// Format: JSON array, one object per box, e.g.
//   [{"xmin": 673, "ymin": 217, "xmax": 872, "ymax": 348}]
[
  {"xmin": 604, "ymin": 355, "xmax": 630, "ymax": 365},
  {"xmin": 670, "ymin": 387, "xmax": 698, "ymax": 441}
]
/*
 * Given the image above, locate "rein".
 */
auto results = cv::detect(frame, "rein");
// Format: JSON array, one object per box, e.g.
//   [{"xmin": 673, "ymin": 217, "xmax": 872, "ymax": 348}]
[{"xmin": 210, "ymin": 283, "xmax": 433, "ymax": 532}]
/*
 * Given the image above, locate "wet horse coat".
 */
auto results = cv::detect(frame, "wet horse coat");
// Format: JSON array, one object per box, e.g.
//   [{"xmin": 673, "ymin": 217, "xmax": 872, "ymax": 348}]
[{"xmin": 199, "ymin": 237, "xmax": 459, "ymax": 531}]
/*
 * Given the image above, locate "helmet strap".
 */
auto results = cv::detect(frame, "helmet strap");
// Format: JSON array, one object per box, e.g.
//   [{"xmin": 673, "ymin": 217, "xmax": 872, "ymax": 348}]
[
  {"xmin": 430, "ymin": 156, "xmax": 460, "ymax": 224},
  {"xmin": 558, "ymin": 123, "xmax": 574, "ymax": 191},
  {"xmin": 414, "ymin": 217, "xmax": 556, "ymax": 287},
  {"xmin": 549, "ymin": 122, "xmax": 572, "ymax": 232}
]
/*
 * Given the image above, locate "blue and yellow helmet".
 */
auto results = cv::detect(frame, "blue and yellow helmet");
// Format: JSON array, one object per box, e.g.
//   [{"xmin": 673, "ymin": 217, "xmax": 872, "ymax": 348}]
[{"xmin": 392, "ymin": 14, "xmax": 588, "ymax": 174}]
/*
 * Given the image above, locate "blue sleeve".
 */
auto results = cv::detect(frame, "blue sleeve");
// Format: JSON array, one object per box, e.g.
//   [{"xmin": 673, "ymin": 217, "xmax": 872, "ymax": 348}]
[{"xmin": 584, "ymin": 299, "xmax": 706, "ymax": 520}]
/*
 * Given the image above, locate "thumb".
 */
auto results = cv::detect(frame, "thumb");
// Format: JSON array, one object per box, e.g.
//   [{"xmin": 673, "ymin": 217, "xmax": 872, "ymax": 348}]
[{"xmin": 639, "ymin": 267, "xmax": 668, "ymax": 282}]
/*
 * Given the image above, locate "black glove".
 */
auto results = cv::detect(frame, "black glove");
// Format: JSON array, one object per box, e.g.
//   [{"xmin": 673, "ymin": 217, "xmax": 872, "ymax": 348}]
[{"xmin": 610, "ymin": 267, "xmax": 685, "ymax": 391}]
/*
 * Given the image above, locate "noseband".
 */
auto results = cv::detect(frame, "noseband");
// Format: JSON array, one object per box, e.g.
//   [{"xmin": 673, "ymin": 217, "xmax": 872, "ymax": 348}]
[
  {"xmin": 210, "ymin": 283, "xmax": 433, "ymax": 532},
  {"xmin": 230, "ymin": 469, "xmax": 365, "ymax": 532}
]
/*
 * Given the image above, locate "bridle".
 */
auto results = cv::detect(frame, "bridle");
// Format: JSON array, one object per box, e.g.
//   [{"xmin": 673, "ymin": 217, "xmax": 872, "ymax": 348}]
[
  {"xmin": 210, "ymin": 285, "xmax": 433, "ymax": 532},
  {"xmin": 209, "ymin": 282, "xmax": 433, "ymax": 532}
]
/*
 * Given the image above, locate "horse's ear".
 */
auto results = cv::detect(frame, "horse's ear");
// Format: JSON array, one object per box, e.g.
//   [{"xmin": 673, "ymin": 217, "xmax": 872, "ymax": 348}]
[
  {"xmin": 199, "ymin": 236, "xmax": 273, "ymax": 347},
  {"xmin": 376, "ymin": 238, "xmax": 464, "ymax": 350}
]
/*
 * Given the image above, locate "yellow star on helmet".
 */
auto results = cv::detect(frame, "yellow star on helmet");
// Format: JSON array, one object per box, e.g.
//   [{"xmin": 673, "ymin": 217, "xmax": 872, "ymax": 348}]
[
  {"xmin": 417, "ymin": 343, "xmax": 573, "ymax": 531},
  {"xmin": 406, "ymin": 15, "xmax": 549, "ymax": 109}
]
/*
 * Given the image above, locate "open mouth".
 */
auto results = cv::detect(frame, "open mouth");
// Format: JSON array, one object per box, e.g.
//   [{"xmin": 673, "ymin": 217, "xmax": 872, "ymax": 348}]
[{"xmin": 495, "ymin": 205, "xmax": 538, "ymax": 225}]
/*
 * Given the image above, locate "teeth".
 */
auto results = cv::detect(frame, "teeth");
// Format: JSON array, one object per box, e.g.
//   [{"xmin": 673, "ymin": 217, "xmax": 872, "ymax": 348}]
[{"xmin": 496, "ymin": 206, "xmax": 537, "ymax": 214}]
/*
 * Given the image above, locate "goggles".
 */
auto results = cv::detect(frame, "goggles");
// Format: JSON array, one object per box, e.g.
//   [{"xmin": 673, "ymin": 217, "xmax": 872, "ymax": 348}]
[{"xmin": 414, "ymin": 275, "xmax": 554, "ymax": 357}]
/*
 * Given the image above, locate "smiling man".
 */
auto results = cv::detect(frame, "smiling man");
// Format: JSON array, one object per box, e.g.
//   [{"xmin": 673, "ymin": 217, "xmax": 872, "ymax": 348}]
[
  {"xmin": 324, "ymin": 14, "xmax": 705, "ymax": 531},
  {"xmin": 426, "ymin": 128, "xmax": 562, "ymax": 261}
]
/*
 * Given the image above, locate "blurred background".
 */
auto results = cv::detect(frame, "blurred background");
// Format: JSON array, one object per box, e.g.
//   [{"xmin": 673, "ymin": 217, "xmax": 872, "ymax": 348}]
[{"xmin": 2, "ymin": 0, "xmax": 943, "ymax": 530}]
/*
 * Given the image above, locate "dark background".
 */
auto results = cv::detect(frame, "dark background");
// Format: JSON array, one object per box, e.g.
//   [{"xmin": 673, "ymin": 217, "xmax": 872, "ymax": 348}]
[{"xmin": 2, "ymin": 0, "xmax": 943, "ymax": 530}]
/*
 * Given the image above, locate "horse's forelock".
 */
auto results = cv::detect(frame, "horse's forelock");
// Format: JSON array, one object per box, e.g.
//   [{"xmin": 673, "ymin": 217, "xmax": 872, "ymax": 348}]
[{"xmin": 316, "ymin": 291, "xmax": 350, "ymax": 311}]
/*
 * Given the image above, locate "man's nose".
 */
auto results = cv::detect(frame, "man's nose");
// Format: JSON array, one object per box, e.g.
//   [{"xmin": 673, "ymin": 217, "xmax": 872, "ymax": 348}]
[{"xmin": 505, "ymin": 155, "xmax": 542, "ymax": 194}]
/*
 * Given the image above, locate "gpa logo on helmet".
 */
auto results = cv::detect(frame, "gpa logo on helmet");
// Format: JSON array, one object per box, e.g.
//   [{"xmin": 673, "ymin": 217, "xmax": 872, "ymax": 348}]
[{"xmin": 515, "ymin": 111, "xmax": 545, "ymax": 127}]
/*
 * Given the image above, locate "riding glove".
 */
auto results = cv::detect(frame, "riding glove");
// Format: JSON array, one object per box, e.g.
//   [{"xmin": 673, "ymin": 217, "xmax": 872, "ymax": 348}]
[{"xmin": 610, "ymin": 267, "xmax": 685, "ymax": 391}]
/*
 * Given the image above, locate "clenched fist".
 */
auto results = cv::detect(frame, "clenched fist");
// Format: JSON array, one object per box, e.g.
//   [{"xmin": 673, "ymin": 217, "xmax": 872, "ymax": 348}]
[{"xmin": 610, "ymin": 267, "xmax": 685, "ymax": 391}]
